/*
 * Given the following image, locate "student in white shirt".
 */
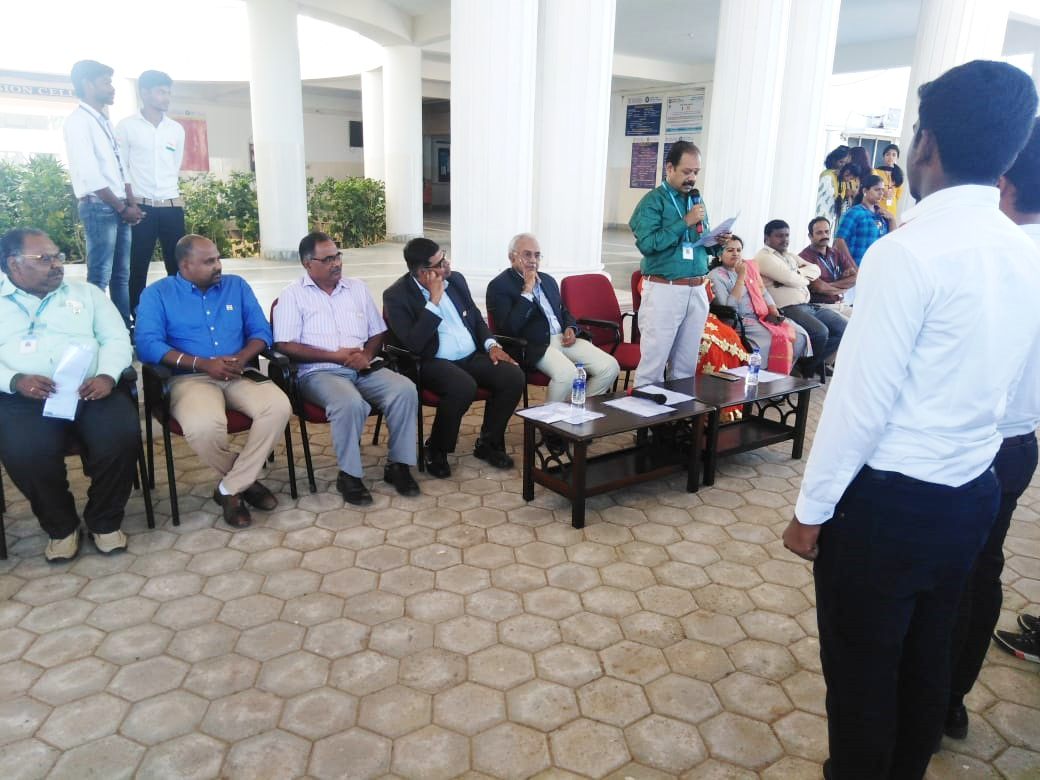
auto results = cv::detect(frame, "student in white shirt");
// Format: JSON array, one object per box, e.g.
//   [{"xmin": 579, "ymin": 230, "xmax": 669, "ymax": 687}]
[
  {"xmin": 116, "ymin": 70, "xmax": 186, "ymax": 315},
  {"xmin": 63, "ymin": 60, "xmax": 144, "ymax": 328},
  {"xmin": 782, "ymin": 61, "xmax": 1040, "ymax": 779}
]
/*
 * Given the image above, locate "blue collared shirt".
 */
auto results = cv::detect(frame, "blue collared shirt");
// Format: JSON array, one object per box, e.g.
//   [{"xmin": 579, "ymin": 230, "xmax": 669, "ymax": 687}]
[
  {"xmin": 135, "ymin": 273, "xmax": 272, "ymax": 368},
  {"xmin": 413, "ymin": 277, "xmax": 495, "ymax": 361}
]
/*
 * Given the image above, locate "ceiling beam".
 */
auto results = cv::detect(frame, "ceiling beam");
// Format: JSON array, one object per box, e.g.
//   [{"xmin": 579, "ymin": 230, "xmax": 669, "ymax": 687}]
[
  {"xmin": 298, "ymin": 0, "xmax": 414, "ymax": 46},
  {"xmin": 612, "ymin": 54, "xmax": 712, "ymax": 84}
]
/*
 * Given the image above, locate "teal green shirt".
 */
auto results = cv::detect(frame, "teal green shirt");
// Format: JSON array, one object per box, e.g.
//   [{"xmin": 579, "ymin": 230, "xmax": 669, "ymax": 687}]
[
  {"xmin": 0, "ymin": 274, "xmax": 131, "ymax": 393},
  {"xmin": 629, "ymin": 182, "xmax": 711, "ymax": 279}
]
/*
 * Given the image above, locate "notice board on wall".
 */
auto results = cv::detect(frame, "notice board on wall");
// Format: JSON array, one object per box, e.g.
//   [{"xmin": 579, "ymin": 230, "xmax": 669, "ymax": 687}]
[{"xmin": 624, "ymin": 88, "xmax": 706, "ymax": 190}]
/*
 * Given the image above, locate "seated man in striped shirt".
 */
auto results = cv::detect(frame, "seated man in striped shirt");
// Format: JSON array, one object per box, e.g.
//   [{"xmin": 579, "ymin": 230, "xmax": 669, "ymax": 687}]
[{"xmin": 273, "ymin": 232, "xmax": 419, "ymax": 505}]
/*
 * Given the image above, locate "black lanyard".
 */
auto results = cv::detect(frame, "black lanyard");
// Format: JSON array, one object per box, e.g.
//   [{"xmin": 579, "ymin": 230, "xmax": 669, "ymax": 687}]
[{"xmin": 80, "ymin": 105, "xmax": 125, "ymax": 181}]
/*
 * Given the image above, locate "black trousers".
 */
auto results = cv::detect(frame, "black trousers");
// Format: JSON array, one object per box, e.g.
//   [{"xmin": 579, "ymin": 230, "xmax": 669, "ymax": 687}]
[
  {"xmin": 0, "ymin": 391, "xmax": 139, "ymax": 538},
  {"xmin": 419, "ymin": 352, "xmax": 524, "ymax": 453},
  {"xmin": 129, "ymin": 205, "xmax": 185, "ymax": 315},
  {"xmin": 950, "ymin": 433, "xmax": 1038, "ymax": 704},
  {"xmin": 815, "ymin": 465, "xmax": 998, "ymax": 780}
]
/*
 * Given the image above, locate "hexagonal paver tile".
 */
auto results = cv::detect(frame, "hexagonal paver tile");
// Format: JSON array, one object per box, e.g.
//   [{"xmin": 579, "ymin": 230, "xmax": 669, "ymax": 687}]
[
  {"xmin": 507, "ymin": 678, "xmax": 579, "ymax": 731},
  {"xmin": 728, "ymin": 639, "xmax": 798, "ymax": 681},
  {"xmin": 692, "ymin": 584, "xmax": 755, "ymax": 616},
  {"xmin": 434, "ymin": 681, "xmax": 506, "ymax": 735},
  {"xmin": 224, "ymin": 729, "xmax": 310, "ymax": 779},
  {"xmin": 165, "ymin": 621, "xmax": 239, "ymax": 663},
  {"xmin": 620, "ymin": 611, "xmax": 684, "ymax": 648},
  {"xmin": 45, "ymin": 734, "xmax": 144, "ymax": 780},
  {"xmin": 517, "ymin": 541, "xmax": 567, "ymax": 568},
  {"xmin": 535, "ymin": 644, "xmax": 602, "ymax": 688},
  {"xmin": 309, "ymin": 728, "xmax": 391, "ymax": 780},
  {"xmin": 343, "ymin": 590, "xmax": 405, "ymax": 625},
  {"xmin": 321, "ymin": 567, "xmax": 378, "ymax": 599},
  {"xmin": 582, "ymin": 586, "xmax": 641, "ymax": 619},
  {"xmin": 281, "ymin": 592, "xmax": 344, "ymax": 627},
  {"xmin": 235, "ymin": 621, "xmax": 305, "ymax": 661},
  {"xmin": 201, "ymin": 570, "xmax": 264, "ymax": 602},
  {"xmin": 218, "ymin": 593, "xmax": 285, "ymax": 630},
  {"xmin": 560, "ymin": 611, "xmax": 625, "ymax": 650},
  {"xmin": 329, "ymin": 650, "xmax": 399, "ymax": 696},
  {"xmin": 435, "ymin": 614, "xmax": 497, "ymax": 654},
  {"xmin": 379, "ymin": 565, "xmax": 435, "ymax": 597},
  {"xmin": 473, "ymin": 723, "xmax": 551, "ymax": 780},
  {"xmin": 24, "ymin": 624, "xmax": 104, "ymax": 667},
  {"xmin": 550, "ymin": 718, "xmax": 630, "ymax": 777},
  {"xmin": 500, "ymin": 613, "xmax": 561, "ymax": 652},
  {"xmin": 185, "ymin": 547, "xmax": 246, "ymax": 576},
  {"xmin": 466, "ymin": 588, "xmax": 523, "ymax": 622},
  {"xmin": 546, "ymin": 562, "xmax": 600, "ymax": 592},
  {"xmin": 109, "ymin": 655, "xmax": 188, "ymax": 701},
  {"xmin": 654, "ymin": 560, "xmax": 710, "ymax": 590},
  {"xmin": 301, "ymin": 545, "xmax": 355, "ymax": 574},
  {"xmin": 14, "ymin": 574, "xmax": 86, "ymax": 606},
  {"xmin": 715, "ymin": 672, "xmax": 793, "ymax": 722},
  {"xmin": 637, "ymin": 584, "xmax": 697, "ymax": 617},
  {"xmin": 391, "ymin": 724, "xmax": 470, "ymax": 779},
  {"xmin": 37, "ymin": 692, "xmax": 130, "ymax": 749},
  {"xmin": 139, "ymin": 571, "xmax": 204, "ymax": 602},
  {"xmin": 681, "ymin": 611, "xmax": 747, "ymax": 647},
  {"xmin": 29, "ymin": 656, "xmax": 116, "ymax": 705},
  {"xmin": 283, "ymin": 526, "xmax": 335, "ymax": 552},
  {"xmin": 86, "ymin": 595, "xmax": 159, "ymax": 631},
  {"xmin": 0, "ymin": 696, "xmax": 49, "ymax": 745},
  {"xmin": 18, "ymin": 598, "xmax": 94, "ymax": 633},
  {"xmin": 645, "ymin": 673, "xmax": 722, "ymax": 724},
  {"xmin": 524, "ymin": 586, "xmax": 583, "ymax": 620},
  {"xmin": 0, "ymin": 738, "xmax": 59, "ymax": 780},
  {"xmin": 738, "ymin": 610, "xmax": 806, "ymax": 645},
  {"xmin": 136, "ymin": 733, "xmax": 225, "ymax": 780},
  {"xmin": 200, "ymin": 689, "xmax": 283, "ymax": 741},
  {"xmin": 577, "ymin": 676, "xmax": 651, "ymax": 727},
  {"xmin": 469, "ymin": 644, "xmax": 536, "ymax": 690},
  {"xmin": 183, "ymin": 653, "xmax": 259, "ymax": 699},
  {"xmin": 435, "ymin": 564, "xmax": 491, "ymax": 595},
  {"xmin": 261, "ymin": 568, "xmax": 322, "ymax": 600},
  {"xmin": 407, "ymin": 590, "xmax": 465, "ymax": 623},
  {"xmin": 411, "ymin": 543, "xmax": 463, "ymax": 571},
  {"xmin": 492, "ymin": 563, "xmax": 548, "ymax": 593},
  {"xmin": 304, "ymin": 617, "xmax": 368, "ymax": 659},
  {"xmin": 601, "ymin": 640, "xmax": 669, "ymax": 684},
  {"xmin": 357, "ymin": 684, "xmax": 431, "ymax": 738},
  {"xmin": 387, "ymin": 524, "xmax": 438, "ymax": 550},
  {"xmin": 625, "ymin": 713, "xmax": 707, "ymax": 773},
  {"xmin": 465, "ymin": 542, "xmax": 515, "ymax": 569},
  {"xmin": 700, "ymin": 712, "xmax": 783, "ymax": 770},
  {"xmin": 400, "ymin": 647, "xmax": 467, "ymax": 693},
  {"xmin": 356, "ymin": 544, "xmax": 409, "ymax": 572},
  {"xmin": 119, "ymin": 690, "xmax": 208, "ymax": 745},
  {"xmin": 666, "ymin": 640, "xmax": 736, "ymax": 684},
  {"xmin": 280, "ymin": 687, "xmax": 358, "ymax": 739},
  {"xmin": 773, "ymin": 710, "xmax": 829, "ymax": 762},
  {"xmin": 257, "ymin": 649, "xmax": 329, "ymax": 697},
  {"xmin": 601, "ymin": 562, "xmax": 656, "ymax": 591}
]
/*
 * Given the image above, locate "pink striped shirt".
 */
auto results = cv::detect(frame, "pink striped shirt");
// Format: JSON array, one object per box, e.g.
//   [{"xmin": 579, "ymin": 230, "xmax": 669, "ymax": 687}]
[{"xmin": 273, "ymin": 274, "xmax": 386, "ymax": 377}]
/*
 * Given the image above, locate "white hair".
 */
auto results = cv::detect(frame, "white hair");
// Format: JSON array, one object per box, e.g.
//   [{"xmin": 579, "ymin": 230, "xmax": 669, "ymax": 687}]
[{"xmin": 508, "ymin": 232, "xmax": 537, "ymax": 253}]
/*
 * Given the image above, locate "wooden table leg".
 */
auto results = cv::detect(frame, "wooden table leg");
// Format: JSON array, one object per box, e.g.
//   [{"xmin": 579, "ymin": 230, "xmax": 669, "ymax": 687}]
[
  {"xmin": 523, "ymin": 422, "xmax": 535, "ymax": 501},
  {"xmin": 686, "ymin": 412, "xmax": 703, "ymax": 493},
  {"xmin": 571, "ymin": 441, "xmax": 587, "ymax": 529},
  {"xmin": 792, "ymin": 389, "xmax": 811, "ymax": 460},
  {"xmin": 703, "ymin": 408, "xmax": 720, "ymax": 486}
]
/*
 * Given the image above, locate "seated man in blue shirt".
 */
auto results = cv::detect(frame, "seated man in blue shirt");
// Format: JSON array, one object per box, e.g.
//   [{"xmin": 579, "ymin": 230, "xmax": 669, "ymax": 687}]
[
  {"xmin": 383, "ymin": 238, "xmax": 524, "ymax": 478},
  {"xmin": 135, "ymin": 235, "xmax": 291, "ymax": 528},
  {"xmin": 0, "ymin": 227, "xmax": 138, "ymax": 561}
]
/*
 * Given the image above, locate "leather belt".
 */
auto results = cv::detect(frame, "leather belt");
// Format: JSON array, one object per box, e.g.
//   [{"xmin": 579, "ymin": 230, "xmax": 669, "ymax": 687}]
[
  {"xmin": 1001, "ymin": 432, "xmax": 1036, "ymax": 449},
  {"xmin": 644, "ymin": 274, "xmax": 706, "ymax": 287},
  {"xmin": 137, "ymin": 198, "xmax": 184, "ymax": 207}
]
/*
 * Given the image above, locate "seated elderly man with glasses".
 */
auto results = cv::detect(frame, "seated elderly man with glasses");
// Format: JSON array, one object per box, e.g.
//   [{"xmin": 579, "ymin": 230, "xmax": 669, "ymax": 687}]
[
  {"xmin": 383, "ymin": 238, "xmax": 524, "ymax": 478},
  {"xmin": 0, "ymin": 227, "xmax": 138, "ymax": 561},
  {"xmin": 274, "ymin": 232, "xmax": 420, "ymax": 505}
]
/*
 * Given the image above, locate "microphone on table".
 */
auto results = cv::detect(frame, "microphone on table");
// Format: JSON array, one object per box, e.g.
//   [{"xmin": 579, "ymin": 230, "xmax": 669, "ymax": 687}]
[
  {"xmin": 626, "ymin": 387, "xmax": 667, "ymax": 404},
  {"xmin": 690, "ymin": 188, "xmax": 704, "ymax": 235}
]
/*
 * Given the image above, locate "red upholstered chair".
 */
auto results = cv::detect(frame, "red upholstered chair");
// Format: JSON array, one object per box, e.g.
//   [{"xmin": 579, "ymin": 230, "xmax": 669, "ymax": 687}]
[
  {"xmin": 266, "ymin": 299, "xmax": 384, "ymax": 493},
  {"xmin": 143, "ymin": 355, "xmax": 298, "ymax": 525},
  {"xmin": 484, "ymin": 310, "xmax": 550, "ymax": 408},
  {"xmin": 560, "ymin": 273, "xmax": 640, "ymax": 390},
  {"xmin": 630, "ymin": 270, "xmax": 643, "ymax": 344}
]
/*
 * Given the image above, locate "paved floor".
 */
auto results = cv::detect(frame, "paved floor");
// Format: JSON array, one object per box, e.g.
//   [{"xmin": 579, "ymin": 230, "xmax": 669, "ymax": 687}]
[{"xmin": 1, "ymin": 229, "xmax": 1039, "ymax": 778}]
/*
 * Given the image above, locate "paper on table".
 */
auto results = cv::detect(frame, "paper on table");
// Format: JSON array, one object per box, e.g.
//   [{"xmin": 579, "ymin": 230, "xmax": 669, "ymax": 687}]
[
  {"xmin": 719, "ymin": 365, "xmax": 789, "ymax": 383},
  {"xmin": 692, "ymin": 212, "xmax": 739, "ymax": 248},
  {"xmin": 603, "ymin": 396, "xmax": 676, "ymax": 417},
  {"xmin": 516, "ymin": 402, "xmax": 604, "ymax": 424},
  {"xmin": 43, "ymin": 343, "xmax": 94, "ymax": 420},
  {"xmin": 640, "ymin": 384, "xmax": 695, "ymax": 404}
]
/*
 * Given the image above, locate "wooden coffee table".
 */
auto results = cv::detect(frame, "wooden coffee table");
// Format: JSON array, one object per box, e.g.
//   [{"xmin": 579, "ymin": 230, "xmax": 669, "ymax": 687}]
[{"xmin": 518, "ymin": 378, "xmax": 715, "ymax": 528}]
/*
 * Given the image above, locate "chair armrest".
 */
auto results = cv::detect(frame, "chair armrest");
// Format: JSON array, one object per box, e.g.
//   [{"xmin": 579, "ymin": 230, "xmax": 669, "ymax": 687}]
[
  {"xmin": 142, "ymin": 362, "xmax": 173, "ymax": 421},
  {"xmin": 575, "ymin": 317, "xmax": 622, "ymax": 353},
  {"xmin": 116, "ymin": 366, "xmax": 139, "ymax": 405},
  {"xmin": 493, "ymin": 333, "xmax": 528, "ymax": 366}
]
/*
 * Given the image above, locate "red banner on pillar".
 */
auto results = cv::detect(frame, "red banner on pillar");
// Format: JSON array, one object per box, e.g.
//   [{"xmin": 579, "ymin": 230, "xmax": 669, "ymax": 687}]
[{"xmin": 172, "ymin": 116, "xmax": 210, "ymax": 172}]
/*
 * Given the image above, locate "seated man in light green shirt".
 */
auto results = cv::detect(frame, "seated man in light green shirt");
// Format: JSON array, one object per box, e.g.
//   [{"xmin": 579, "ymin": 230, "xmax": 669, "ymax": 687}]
[{"xmin": 0, "ymin": 227, "xmax": 138, "ymax": 562}]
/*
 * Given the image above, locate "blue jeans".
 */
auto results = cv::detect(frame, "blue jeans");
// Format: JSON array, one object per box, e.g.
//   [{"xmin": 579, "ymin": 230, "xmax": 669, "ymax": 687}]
[
  {"xmin": 814, "ymin": 465, "xmax": 999, "ymax": 779},
  {"xmin": 79, "ymin": 199, "xmax": 131, "ymax": 327}
]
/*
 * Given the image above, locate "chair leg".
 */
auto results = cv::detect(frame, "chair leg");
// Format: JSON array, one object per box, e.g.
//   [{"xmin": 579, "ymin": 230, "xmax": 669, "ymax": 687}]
[
  {"xmin": 161, "ymin": 425, "xmax": 180, "ymax": 526},
  {"xmin": 623, "ymin": 370, "xmax": 632, "ymax": 390},
  {"xmin": 137, "ymin": 442, "xmax": 155, "ymax": 530},
  {"xmin": 522, "ymin": 383, "xmax": 529, "ymax": 409},
  {"xmin": 298, "ymin": 415, "xmax": 317, "ymax": 494},
  {"xmin": 0, "ymin": 464, "xmax": 6, "ymax": 560},
  {"xmin": 145, "ymin": 415, "xmax": 156, "ymax": 489},
  {"xmin": 284, "ymin": 426, "xmax": 298, "ymax": 500},
  {"xmin": 372, "ymin": 413, "xmax": 383, "ymax": 446},
  {"xmin": 416, "ymin": 405, "xmax": 426, "ymax": 472}
]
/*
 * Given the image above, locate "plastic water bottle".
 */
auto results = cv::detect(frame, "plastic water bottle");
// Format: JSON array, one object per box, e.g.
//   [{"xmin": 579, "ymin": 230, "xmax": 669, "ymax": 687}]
[
  {"xmin": 571, "ymin": 363, "xmax": 587, "ymax": 409},
  {"xmin": 745, "ymin": 349, "xmax": 761, "ymax": 392}
]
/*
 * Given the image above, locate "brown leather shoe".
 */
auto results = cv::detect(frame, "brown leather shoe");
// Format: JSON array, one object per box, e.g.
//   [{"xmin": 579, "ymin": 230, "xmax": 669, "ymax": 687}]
[
  {"xmin": 212, "ymin": 490, "xmax": 252, "ymax": 528},
  {"xmin": 242, "ymin": 481, "xmax": 278, "ymax": 511}
]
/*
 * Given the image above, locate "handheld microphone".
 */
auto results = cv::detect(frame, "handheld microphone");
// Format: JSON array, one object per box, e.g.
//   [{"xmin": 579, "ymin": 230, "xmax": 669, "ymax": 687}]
[
  {"xmin": 626, "ymin": 387, "xmax": 667, "ymax": 404},
  {"xmin": 690, "ymin": 188, "xmax": 703, "ymax": 235}
]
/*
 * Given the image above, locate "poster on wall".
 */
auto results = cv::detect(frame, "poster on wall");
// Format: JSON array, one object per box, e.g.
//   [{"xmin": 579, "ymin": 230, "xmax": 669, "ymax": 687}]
[
  {"xmin": 172, "ymin": 115, "xmax": 210, "ymax": 172},
  {"xmin": 664, "ymin": 90, "xmax": 705, "ymax": 135},
  {"xmin": 625, "ymin": 95, "xmax": 662, "ymax": 136},
  {"xmin": 630, "ymin": 142, "xmax": 660, "ymax": 188}
]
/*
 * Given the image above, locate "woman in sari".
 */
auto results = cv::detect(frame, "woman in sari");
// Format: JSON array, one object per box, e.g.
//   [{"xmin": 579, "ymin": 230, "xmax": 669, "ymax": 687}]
[{"xmin": 708, "ymin": 236, "xmax": 810, "ymax": 374}]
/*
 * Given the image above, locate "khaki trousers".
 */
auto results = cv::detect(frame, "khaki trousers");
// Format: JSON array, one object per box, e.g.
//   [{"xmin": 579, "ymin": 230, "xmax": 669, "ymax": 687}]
[{"xmin": 169, "ymin": 374, "xmax": 292, "ymax": 495}]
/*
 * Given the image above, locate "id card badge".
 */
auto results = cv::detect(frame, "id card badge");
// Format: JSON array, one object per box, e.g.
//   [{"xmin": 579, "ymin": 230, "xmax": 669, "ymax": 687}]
[
  {"xmin": 19, "ymin": 337, "xmax": 38, "ymax": 354},
  {"xmin": 681, "ymin": 242, "xmax": 695, "ymax": 261}
]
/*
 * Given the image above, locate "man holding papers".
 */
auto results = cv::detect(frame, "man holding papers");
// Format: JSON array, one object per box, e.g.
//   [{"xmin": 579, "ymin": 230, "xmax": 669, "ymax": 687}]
[{"xmin": 0, "ymin": 228, "xmax": 137, "ymax": 561}]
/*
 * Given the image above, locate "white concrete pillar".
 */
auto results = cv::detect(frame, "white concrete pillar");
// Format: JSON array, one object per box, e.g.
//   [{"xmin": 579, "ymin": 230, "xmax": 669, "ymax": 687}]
[
  {"xmin": 450, "ymin": 0, "xmax": 538, "ymax": 289},
  {"xmin": 703, "ymin": 0, "xmax": 791, "ymax": 250},
  {"xmin": 383, "ymin": 46, "xmax": 423, "ymax": 241},
  {"xmin": 533, "ymin": 0, "xmax": 616, "ymax": 279},
  {"xmin": 769, "ymin": 0, "xmax": 841, "ymax": 235},
  {"xmin": 898, "ymin": 0, "xmax": 1011, "ymax": 167},
  {"xmin": 361, "ymin": 68, "xmax": 385, "ymax": 182},
  {"xmin": 246, "ymin": 0, "xmax": 308, "ymax": 261},
  {"xmin": 111, "ymin": 76, "xmax": 138, "ymax": 127}
]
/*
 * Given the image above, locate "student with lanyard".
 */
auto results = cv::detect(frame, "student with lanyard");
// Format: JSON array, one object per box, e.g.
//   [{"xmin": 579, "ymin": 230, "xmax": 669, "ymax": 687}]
[
  {"xmin": 63, "ymin": 60, "xmax": 145, "ymax": 329},
  {"xmin": 629, "ymin": 140, "xmax": 729, "ymax": 386}
]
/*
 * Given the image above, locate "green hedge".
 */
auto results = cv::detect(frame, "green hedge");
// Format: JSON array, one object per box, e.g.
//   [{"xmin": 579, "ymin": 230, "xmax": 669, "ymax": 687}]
[{"xmin": 0, "ymin": 156, "xmax": 82, "ymax": 260}]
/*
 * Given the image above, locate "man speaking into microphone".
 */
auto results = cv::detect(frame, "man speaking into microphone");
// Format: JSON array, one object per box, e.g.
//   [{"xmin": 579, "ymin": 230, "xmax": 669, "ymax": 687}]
[{"xmin": 629, "ymin": 141, "xmax": 726, "ymax": 385}]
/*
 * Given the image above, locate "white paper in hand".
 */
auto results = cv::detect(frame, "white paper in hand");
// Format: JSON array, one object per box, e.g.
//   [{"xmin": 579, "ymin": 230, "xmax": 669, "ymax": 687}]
[{"xmin": 43, "ymin": 343, "xmax": 94, "ymax": 420}]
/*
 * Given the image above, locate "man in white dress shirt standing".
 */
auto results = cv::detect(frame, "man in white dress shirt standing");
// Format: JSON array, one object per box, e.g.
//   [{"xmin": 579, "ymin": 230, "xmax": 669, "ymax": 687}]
[
  {"xmin": 63, "ymin": 60, "xmax": 144, "ymax": 327},
  {"xmin": 116, "ymin": 70, "xmax": 186, "ymax": 316},
  {"xmin": 782, "ymin": 61, "xmax": 1039, "ymax": 779}
]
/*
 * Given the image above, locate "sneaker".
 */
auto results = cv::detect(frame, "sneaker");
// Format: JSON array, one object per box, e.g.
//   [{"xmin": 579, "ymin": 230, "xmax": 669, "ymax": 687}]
[
  {"xmin": 384, "ymin": 462, "xmax": 420, "ymax": 496},
  {"xmin": 45, "ymin": 529, "xmax": 81, "ymax": 562},
  {"xmin": 336, "ymin": 472, "xmax": 373, "ymax": 506},
  {"xmin": 473, "ymin": 437, "xmax": 514, "ymax": 469},
  {"xmin": 993, "ymin": 629, "xmax": 1040, "ymax": 663},
  {"xmin": 1017, "ymin": 614, "xmax": 1040, "ymax": 633},
  {"xmin": 91, "ymin": 529, "xmax": 128, "ymax": 555}
]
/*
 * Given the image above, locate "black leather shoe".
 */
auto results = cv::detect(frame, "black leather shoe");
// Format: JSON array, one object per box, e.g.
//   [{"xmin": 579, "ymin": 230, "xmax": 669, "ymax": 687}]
[
  {"xmin": 425, "ymin": 448, "xmax": 452, "ymax": 479},
  {"xmin": 336, "ymin": 472, "xmax": 373, "ymax": 506},
  {"xmin": 384, "ymin": 462, "xmax": 420, "ymax": 496},
  {"xmin": 212, "ymin": 490, "xmax": 252, "ymax": 528},
  {"xmin": 474, "ymin": 437, "xmax": 514, "ymax": 469},
  {"xmin": 242, "ymin": 481, "xmax": 278, "ymax": 511},
  {"xmin": 944, "ymin": 703, "xmax": 969, "ymax": 739}
]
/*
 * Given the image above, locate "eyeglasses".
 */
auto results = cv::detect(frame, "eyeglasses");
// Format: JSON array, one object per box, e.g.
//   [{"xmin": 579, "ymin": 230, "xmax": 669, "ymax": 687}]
[
  {"xmin": 426, "ymin": 253, "xmax": 449, "ymax": 270},
  {"xmin": 516, "ymin": 250, "xmax": 542, "ymax": 261},
  {"xmin": 312, "ymin": 252, "xmax": 342, "ymax": 264},
  {"xmin": 17, "ymin": 252, "xmax": 65, "ymax": 267}
]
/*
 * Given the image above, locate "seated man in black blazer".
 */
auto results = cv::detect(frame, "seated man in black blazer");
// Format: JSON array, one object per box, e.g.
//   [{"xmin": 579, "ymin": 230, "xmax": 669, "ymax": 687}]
[
  {"xmin": 383, "ymin": 238, "xmax": 524, "ymax": 478},
  {"xmin": 487, "ymin": 233, "xmax": 619, "ymax": 403}
]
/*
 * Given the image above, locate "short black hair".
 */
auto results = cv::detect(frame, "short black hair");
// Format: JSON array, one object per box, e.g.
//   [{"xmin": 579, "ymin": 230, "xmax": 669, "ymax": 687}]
[
  {"xmin": 403, "ymin": 237, "xmax": 440, "ymax": 275},
  {"xmin": 175, "ymin": 234, "xmax": 206, "ymax": 265},
  {"xmin": 138, "ymin": 70, "xmax": 172, "ymax": 92},
  {"xmin": 882, "ymin": 143, "xmax": 900, "ymax": 157},
  {"xmin": 666, "ymin": 140, "xmax": 701, "ymax": 169},
  {"xmin": 824, "ymin": 146, "xmax": 850, "ymax": 170},
  {"xmin": 299, "ymin": 231, "xmax": 333, "ymax": 263},
  {"xmin": 808, "ymin": 216, "xmax": 830, "ymax": 235},
  {"xmin": 916, "ymin": 60, "xmax": 1037, "ymax": 184},
  {"xmin": 0, "ymin": 227, "xmax": 46, "ymax": 273},
  {"xmin": 763, "ymin": 219, "xmax": 789, "ymax": 237},
  {"xmin": 1004, "ymin": 118, "xmax": 1040, "ymax": 213},
  {"xmin": 70, "ymin": 60, "xmax": 113, "ymax": 99}
]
